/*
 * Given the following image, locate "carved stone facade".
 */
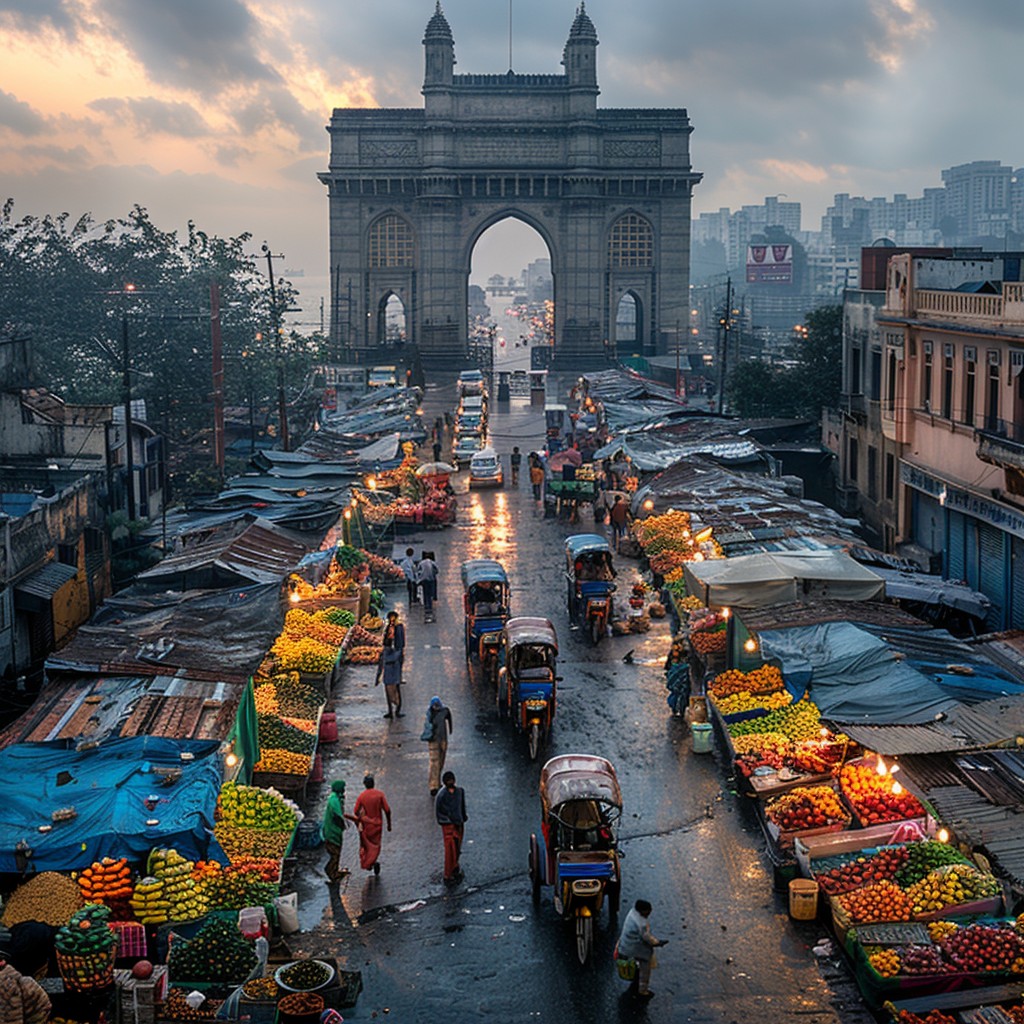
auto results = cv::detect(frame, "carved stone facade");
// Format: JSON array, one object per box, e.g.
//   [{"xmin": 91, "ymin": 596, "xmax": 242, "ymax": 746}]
[{"xmin": 319, "ymin": 3, "xmax": 702, "ymax": 364}]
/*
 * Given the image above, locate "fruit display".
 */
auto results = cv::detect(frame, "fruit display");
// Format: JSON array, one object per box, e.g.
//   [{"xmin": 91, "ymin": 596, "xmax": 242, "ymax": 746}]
[
  {"xmin": 894, "ymin": 841, "xmax": 970, "ymax": 887},
  {"xmin": 360, "ymin": 613, "xmax": 383, "ymax": 631},
  {"xmin": 271, "ymin": 634, "xmax": 338, "ymax": 674},
  {"xmin": 362, "ymin": 551, "xmax": 405, "ymax": 583},
  {"xmin": 202, "ymin": 866, "xmax": 279, "ymax": 910},
  {"xmin": 319, "ymin": 606, "xmax": 357, "ymax": 628},
  {"xmin": 690, "ymin": 630, "xmax": 727, "ymax": 656},
  {"xmin": 689, "ymin": 609, "xmax": 728, "ymax": 633},
  {"xmin": 162, "ymin": 988, "xmax": 224, "ymax": 1021},
  {"xmin": 893, "ymin": 1012, "xmax": 957, "ymax": 1024},
  {"xmin": 217, "ymin": 782, "xmax": 299, "ymax": 832},
  {"xmin": 765, "ymin": 785, "xmax": 851, "ymax": 834},
  {"xmin": 277, "ymin": 959, "xmax": 333, "ymax": 991},
  {"xmin": 817, "ymin": 847, "xmax": 909, "ymax": 897},
  {"xmin": 675, "ymin": 594, "xmax": 704, "ymax": 611},
  {"xmin": 168, "ymin": 917, "xmax": 257, "ymax": 983},
  {"xmin": 347, "ymin": 645, "xmax": 383, "ymax": 665},
  {"xmin": 54, "ymin": 904, "xmax": 118, "ymax": 991},
  {"xmin": 258, "ymin": 715, "xmax": 317, "ymax": 755},
  {"xmin": 634, "ymin": 509, "xmax": 722, "ymax": 574},
  {"xmin": 894, "ymin": 945, "xmax": 950, "ymax": 976},
  {"xmin": 713, "ymin": 689, "xmax": 792, "ymax": 716},
  {"xmin": 76, "ymin": 857, "xmax": 133, "ymax": 904},
  {"xmin": 254, "ymin": 749, "xmax": 311, "ymax": 774},
  {"xmin": 344, "ymin": 623, "xmax": 383, "ymax": 649},
  {"xmin": 242, "ymin": 977, "xmax": 279, "ymax": 999},
  {"xmin": 2, "ymin": 871, "xmax": 83, "ymax": 926},
  {"xmin": 129, "ymin": 849, "xmax": 208, "ymax": 925},
  {"xmin": 867, "ymin": 947, "xmax": 902, "ymax": 977},
  {"xmin": 927, "ymin": 920, "xmax": 959, "ymax": 943},
  {"xmin": 940, "ymin": 922, "xmax": 1023, "ymax": 973},
  {"xmin": 840, "ymin": 761, "xmax": 926, "ymax": 825},
  {"xmin": 278, "ymin": 993, "xmax": 325, "ymax": 1016},
  {"xmin": 837, "ymin": 880, "xmax": 915, "ymax": 924},
  {"xmin": 732, "ymin": 732, "xmax": 792, "ymax": 769},
  {"xmin": 905, "ymin": 863, "xmax": 1001, "ymax": 916},
  {"xmin": 728, "ymin": 699, "xmax": 822, "ymax": 741},
  {"xmin": 255, "ymin": 675, "xmax": 325, "ymax": 718},
  {"xmin": 710, "ymin": 665, "xmax": 785, "ymax": 698}
]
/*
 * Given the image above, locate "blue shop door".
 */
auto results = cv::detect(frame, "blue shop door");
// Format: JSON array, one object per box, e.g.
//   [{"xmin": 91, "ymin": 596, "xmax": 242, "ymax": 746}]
[
  {"xmin": 1011, "ymin": 536, "xmax": 1024, "ymax": 628},
  {"xmin": 946, "ymin": 511, "xmax": 966, "ymax": 582},
  {"xmin": 978, "ymin": 523, "xmax": 1006, "ymax": 629}
]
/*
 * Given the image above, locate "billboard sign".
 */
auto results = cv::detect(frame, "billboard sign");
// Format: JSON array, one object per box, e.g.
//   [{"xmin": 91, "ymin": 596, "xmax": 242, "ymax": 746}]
[{"xmin": 746, "ymin": 243, "xmax": 793, "ymax": 285}]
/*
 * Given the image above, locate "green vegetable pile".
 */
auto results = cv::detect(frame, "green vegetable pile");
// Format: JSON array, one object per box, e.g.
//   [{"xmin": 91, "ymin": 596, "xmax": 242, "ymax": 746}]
[
  {"xmin": 895, "ymin": 840, "xmax": 971, "ymax": 887},
  {"xmin": 278, "ymin": 959, "xmax": 332, "ymax": 991},
  {"xmin": 55, "ymin": 903, "xmax": 117, "ymax": 956},
  {"xmin": 257, "ymin": 715, "xmax": 316, "ymax": 754},
  {"xmin": 333, "ymin": 545, "xmax": 365, "ymax": 571},
  {"xmin": 168, "ymin": 918, "xmax": 257, "ymax": 983},
  {"xmin": 320, "ymin": 607, "xmax": 356, "ymax": 628}
]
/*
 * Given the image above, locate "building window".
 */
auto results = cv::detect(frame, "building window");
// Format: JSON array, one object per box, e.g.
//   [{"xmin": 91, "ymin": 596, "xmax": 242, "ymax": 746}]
[
  {"xmin": 367, "ymin": 214, "xmax": 415, "ymax": 267},
  {"xmin": 608, "ymin": 214, "xmax": 653, "ymax": 268},
  {"xmin": 848, "ymin": 437, "xmax": 859, "ymax": 482},
  {"xmin": 941, "ymin": 348, "xmax": 954, "ymax": 419},
  {"xmin": 962, "ymin": 350, "xmax": 976, "ymax": 426},
  {"xmin": 884, "ymin": 452, "xmax": 895, "ymax": 500},
  {"xmin": 922, "ymin": 343, "xmax": 933, "ymax": 410},
  {"xmin": 850, "ymin": 347, "xmax": 862, "ymax": 395},
  {"xmin": 57, "ymin": 543, "xmax": 77, "ymax": 567},
  {"xmin": 870, "ymin": 349, "xmax": 881, "ymax": 401},
  {"xmin": 987, "ymin": 361, "xmax": 1001, "ymax": 431},
  {"xmin": 886, "ymin": 350, "xmax": 897, "ymax": 412},
  {"xmin": 867, "ymin": 446, "xmax": 878, "ymax": 500}
]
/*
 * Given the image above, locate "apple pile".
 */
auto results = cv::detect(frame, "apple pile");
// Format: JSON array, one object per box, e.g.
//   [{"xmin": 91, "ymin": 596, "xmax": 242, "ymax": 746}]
[
  {"xmin": 816, "ymin": 846, "xmax": 909, "ymax": 896},
  {"xmin": 840, "ymin": 762, "xmax": 925, "ymax": 825},
  {"xmin": 895, "ymin": 1012, "xmax": 956, "ymax": 1024},
  {"xmin": 837, "ymin": 879, "xmax": 914, "ymax": 924},
  {"xmin": 941, "ymin": 922, "xmax": 1024, "ymax": 973},
  {"xmin": 765, "ymin": 785, "xmax": 850, "ymax": 834},
  {"xmin": 893, "ymin": 944, "xmax": 949, "ymax": 976}
]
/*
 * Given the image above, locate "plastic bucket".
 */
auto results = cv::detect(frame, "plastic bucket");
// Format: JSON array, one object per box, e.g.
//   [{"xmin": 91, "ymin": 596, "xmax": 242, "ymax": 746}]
[
  {"xmin": 691, "ymin": 722, "xmax": 713, "ymax": 754},
  {"xmin": 788, "ymin": 878, "xmax": 819, "ymax": 920},
  {"xmin": 310, "ymin": 753, "xmax": 324, "ymax": 784},
  {"xmin": 319, "ymin": 712, "xmax": 338, "ymax": 743}
]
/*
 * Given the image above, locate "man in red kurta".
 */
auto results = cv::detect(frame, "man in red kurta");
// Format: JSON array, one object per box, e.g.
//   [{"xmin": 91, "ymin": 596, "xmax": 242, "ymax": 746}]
[{"xmin": 348, "ymin": 774, "xmax": 392, "ymax": 876}]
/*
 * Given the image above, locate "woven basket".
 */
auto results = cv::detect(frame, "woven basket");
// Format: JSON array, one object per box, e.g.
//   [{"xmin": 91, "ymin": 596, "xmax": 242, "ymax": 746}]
[{"xmin": 57, "ymin": 943, "xmax": 117, "ymax": 991}]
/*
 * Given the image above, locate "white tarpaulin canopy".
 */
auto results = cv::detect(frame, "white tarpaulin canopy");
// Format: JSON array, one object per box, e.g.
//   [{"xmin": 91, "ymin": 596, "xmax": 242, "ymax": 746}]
[{"xmin": 683, "ymin": 550, "xmax": 884, "ymax": 609}]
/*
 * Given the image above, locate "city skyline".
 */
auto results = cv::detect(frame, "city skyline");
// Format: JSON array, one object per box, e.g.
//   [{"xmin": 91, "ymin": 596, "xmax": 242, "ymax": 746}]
[{"xmin": 2, "ymin": 1, "xmax": 1022, "ymax": 299}]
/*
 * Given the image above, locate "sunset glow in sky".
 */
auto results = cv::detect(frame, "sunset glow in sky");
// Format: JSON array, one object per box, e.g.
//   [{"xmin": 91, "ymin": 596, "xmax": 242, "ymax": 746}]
[{"xmin": 2, "ymin": 0, "xmax": 1022, "ymax": 316}]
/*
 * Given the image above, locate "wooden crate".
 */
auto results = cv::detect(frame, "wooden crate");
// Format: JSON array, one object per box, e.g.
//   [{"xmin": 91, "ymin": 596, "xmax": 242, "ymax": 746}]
[{"xmin": 114, "ymin": 966, "xmax": 168, "ymax": 1024}]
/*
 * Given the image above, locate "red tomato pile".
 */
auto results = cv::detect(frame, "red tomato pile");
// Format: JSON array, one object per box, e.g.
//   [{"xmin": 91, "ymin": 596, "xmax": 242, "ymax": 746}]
[
  {"xmin": 817, "ymin": 847, "xmax": 909, "ymax": 896},
  {"xmin": 840, "ymin": 762, "xmax": 925, "ymax": 825}
]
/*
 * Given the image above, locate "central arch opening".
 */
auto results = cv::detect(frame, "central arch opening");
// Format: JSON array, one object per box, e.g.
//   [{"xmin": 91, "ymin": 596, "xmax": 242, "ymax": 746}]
[{"xmin": 468, "ymin": 217, "xmax": 553, "ymax": 374}]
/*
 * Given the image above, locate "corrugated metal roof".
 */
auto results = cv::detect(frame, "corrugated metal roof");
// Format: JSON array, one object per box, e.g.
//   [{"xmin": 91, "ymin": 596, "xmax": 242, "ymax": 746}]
[
  {"xmin": 839, "ymin": 722, "xmax": 972, "ymax": 755},
  {"xmin": 738, "ymin": 600, "xmax": 922, "ymax": 634},
  {"xmin": 14, "ymin": 560, "xmax": 78, "ymax": 599}
]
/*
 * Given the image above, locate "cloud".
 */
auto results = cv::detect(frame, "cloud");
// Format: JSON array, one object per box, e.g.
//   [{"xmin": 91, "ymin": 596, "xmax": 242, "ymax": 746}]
[
  {"xmin": 230, "ymin": 84, "xmax": 324, "ymax": 151},
  {"xmin": 95, "ymin": 0, "xmax": 280, "ymax": 95},
  {"xmin": 0, "ymin": 89, "xmax": 47, "ymax": 135},
  {"xmin": 0, "ymin": 0, "xmax": 82, "ymax": 37},
  {"xmin": 88, "ymin": 96, "xmax": 211, "ymax": 139}
]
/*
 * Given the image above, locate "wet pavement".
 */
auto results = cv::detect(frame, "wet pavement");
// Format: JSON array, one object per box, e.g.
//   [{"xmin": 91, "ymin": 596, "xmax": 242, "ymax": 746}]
[{"xmin": 284, "ymin": 376, "xmax": 878, "ymax": 1023}]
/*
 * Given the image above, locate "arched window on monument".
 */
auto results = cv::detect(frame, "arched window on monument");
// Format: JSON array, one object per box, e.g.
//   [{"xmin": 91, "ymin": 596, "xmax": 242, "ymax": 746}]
[
  {"xmin": 608, "ymin": 213, "xmax": 653, "ymax": 268},
  {"xmin": 368, "ymin": 214, "xmax": 415, "ymax": 267}
]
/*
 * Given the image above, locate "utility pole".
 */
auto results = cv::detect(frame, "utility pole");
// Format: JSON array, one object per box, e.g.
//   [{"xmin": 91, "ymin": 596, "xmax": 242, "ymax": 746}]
[
  {"xmin": 674, "ymin": 319, "xmax": 681, "ymax": 397},
  {"xmin": 262, "ymin": 244, "xmax": 289, "ymax": 451},
  {"xmin": 209, "ymin": 281, "xmax": 225, "ymax": 485},
  {"xmin": 121, "ymin": 310, "xmax": 137, "ymax": 522},
  {"xmin": 718, "ymin": 276, "xmax": 733, "ymax": 415}
]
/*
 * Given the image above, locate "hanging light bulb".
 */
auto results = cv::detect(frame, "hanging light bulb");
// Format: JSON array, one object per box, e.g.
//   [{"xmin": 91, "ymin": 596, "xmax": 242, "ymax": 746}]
[
  {"xmin": 937, "ymin": 828, "xmax": 950, "ymax": 843},
  {"xmin": 891, "ymin": 781, "xmax": 903, "ymax": 795},
  {"xmin": 876, "ymin": 758, "xmax": 888, "ymax": 776},
  {"xmin": 743, "ymin": 637, "xmax": 757, "ymax": 653}
]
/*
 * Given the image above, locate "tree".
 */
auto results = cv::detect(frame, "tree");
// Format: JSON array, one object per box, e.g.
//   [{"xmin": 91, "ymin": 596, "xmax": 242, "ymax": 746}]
[
  {"xmin": 726, "ymin": 360, "xmax": 797, "ymax": 418},
  {"xmin": 790, "ymin": 304, "xmax": 843, "ymax": 415}
]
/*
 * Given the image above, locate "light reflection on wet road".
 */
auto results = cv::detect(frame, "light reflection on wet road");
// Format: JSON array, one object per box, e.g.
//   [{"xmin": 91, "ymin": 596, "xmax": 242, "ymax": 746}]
[{"xmin": 285, "ymin": 377, "xmax": 875, "ymax": 1024}]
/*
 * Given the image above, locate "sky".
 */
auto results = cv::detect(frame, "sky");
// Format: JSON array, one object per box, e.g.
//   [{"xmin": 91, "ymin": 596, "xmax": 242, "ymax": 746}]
[{"xmin": 2, "ymin": 0, "xmax": 1023, "ymax": 326}]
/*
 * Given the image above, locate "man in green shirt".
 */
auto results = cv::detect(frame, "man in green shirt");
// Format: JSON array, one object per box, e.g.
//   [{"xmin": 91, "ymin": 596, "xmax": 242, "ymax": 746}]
[{"xmin": 322, "ymin": 779, "xmax": 350, "ymax": 883}]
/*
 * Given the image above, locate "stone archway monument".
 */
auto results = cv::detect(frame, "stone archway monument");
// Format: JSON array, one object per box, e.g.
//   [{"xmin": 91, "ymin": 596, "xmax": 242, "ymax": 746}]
[{"xmin": 319, "ymin": 3, "xmax": 702, "ymax": 366}]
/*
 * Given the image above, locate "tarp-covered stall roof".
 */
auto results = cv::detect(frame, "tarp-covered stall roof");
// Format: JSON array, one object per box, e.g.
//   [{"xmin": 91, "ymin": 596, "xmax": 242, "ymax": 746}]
[
  {"xmin": 0, "ymin": 737, "xmax": 226, "ymax": 872},
  {"xmin": 684, "ymin": 550, "xmax": 884, "ymax": 609},
  {"xmin": 46, "ymin": 584, "xmax": 283, "ymax": 683}
]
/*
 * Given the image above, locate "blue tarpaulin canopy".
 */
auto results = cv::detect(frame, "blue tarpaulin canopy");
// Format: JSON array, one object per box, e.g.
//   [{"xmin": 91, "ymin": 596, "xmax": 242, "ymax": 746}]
[{"xmin": 0, "ymin": 737, "xmax": 226, "ymax": 873}]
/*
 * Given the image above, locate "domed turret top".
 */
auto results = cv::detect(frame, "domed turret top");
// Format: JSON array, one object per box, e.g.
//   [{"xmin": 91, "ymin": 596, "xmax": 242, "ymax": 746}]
[
  {"xmin": 568, "ymin": 3, "xmax": 597, "ymax": 41},
  {"xmin": 424, "ymin": 2, "xmax": 453, "ymax": 42}
]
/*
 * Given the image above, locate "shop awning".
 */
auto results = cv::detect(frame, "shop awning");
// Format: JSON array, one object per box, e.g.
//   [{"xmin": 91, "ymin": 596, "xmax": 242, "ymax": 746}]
[{"xmin": 14, "ymin": 561, "xmax": 78, "ymax": 611}]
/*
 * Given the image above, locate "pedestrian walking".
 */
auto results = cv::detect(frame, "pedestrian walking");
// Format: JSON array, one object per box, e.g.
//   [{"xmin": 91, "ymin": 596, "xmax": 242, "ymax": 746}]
[
  {"xmin": 432, "ymin": 438, "xmax": 442, "ymax": 462},
  {"xmin": 417, "ymin": 550, "xmax": 439, "ymax": 622},
  {"xmin": 609, "ymin": 494, "xmax": 631, "ymax": 553},
  {"xmin": 321, "ymin": 779, "xmax": 350, "ymax": 883},
  {"xmin": 529, "ymin": 458, "xmax": 544, "ymax": 502},
  {"xmin": 614, "ymin": 899, "xmax": 668, "ymax": 998},
  {"xmin": 434, "ymin": 770, "xmax": 468, "ymax": 885},
  {"xmin": 510, "ymin": 446, "xmax": 522, "ymax": 486},
  {"xmin": 375, "ymin": 636, "xmax": 404, "ymax": 717},
  {"xmin": 398, "ymin": 547, "xmax": 419, "ymax": 606},
  {"xmin": 347, "ymin": 774, "xmax": 392, "ymax": 876},
  {"xmin": 421, "ymin": 695, "xmax": 453, "ymax": 795}
]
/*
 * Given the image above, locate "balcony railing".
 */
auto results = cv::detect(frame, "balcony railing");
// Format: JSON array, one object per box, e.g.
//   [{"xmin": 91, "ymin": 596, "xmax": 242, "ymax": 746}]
[
  {"xmin": 911, "ymin": 283, "xmax": 1024, "ymax": 323},
  {"xmin": 977, "ymin": 416, "xmax": 1024, "ymax": 444}
]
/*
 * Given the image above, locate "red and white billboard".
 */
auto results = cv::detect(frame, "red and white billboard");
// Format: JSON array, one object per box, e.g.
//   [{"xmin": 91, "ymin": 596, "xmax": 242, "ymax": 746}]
[{"xmin": 746, "ymin": 243, "xmax": 793, "ymax": 285}]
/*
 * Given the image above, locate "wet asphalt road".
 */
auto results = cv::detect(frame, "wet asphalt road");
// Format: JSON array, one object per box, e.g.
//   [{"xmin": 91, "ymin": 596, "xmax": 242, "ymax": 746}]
[{"xmin": 285, "ymin": 377, "xmax": 878, "ymax": 1024}]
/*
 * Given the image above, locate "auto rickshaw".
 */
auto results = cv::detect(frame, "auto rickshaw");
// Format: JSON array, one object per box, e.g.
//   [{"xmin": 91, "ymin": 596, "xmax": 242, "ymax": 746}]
[
  {"xmin": 565, "ymin": 534, "xmax": 616, "ymax": 644},
  {"xmin": 497, "ymin": 617, "xmax": 559, "ymax": 760},
  {"xmin": 529, "ymin": 754, "xmax": 623, "ymax": 965},
  {"xmin": 461, "ymin": 559, "xmax": 511, "ymax": 683}
]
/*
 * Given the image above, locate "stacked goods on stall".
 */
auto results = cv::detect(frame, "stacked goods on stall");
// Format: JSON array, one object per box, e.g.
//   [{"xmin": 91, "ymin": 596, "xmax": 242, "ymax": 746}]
[
  {"xmin": 76, "ymin": 857, "xmax": 133, "ymax": 914},
  {"xmin": 361, "ymin": 551, "xmax": 405, "ymax": 586},
  {"xmin": 634, "ymin": 509, "xmax": 723, "ymax": 577},
  {"xmin": 710, "ymin": 665, "xmax": 786, "ymax": 698},
  {"xmin": 161, "ymin": 988, "xmax": 224, "ymax": 1021},
  {"xmin": 195, "ymin": 862, "xmax": 279, "ymax": 910},
  {"xmin": 764, "ymin": 785, "xmax": 852, "ymax": 845},
  {"xmin": 1, "ymin": 871, "xmax": 83, "ymax": 926},
  {"xmin": 129, "ymin": 848, "xmax": 208, "ymax": 925},
  {"xmin": 167, "ymin": 917, "xmax": 257, "ymax": 985},
  {"xmin": 340, "ymin": 618, "xmax": 384, "ymax": 666},
  {"xmin": 55, "ymin": 903, "xmax": 119, "ymax": 991},
  {"xmin": 213, "ymin": 781, "xmax": 300, "ymax": 867},
  {"xmin": 728, "ymin": 699, "xmax": 824, "ymax": 742},
  {"xmin": 840, "ymin": 760, "xmax": 926, "ymax": 825}
]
